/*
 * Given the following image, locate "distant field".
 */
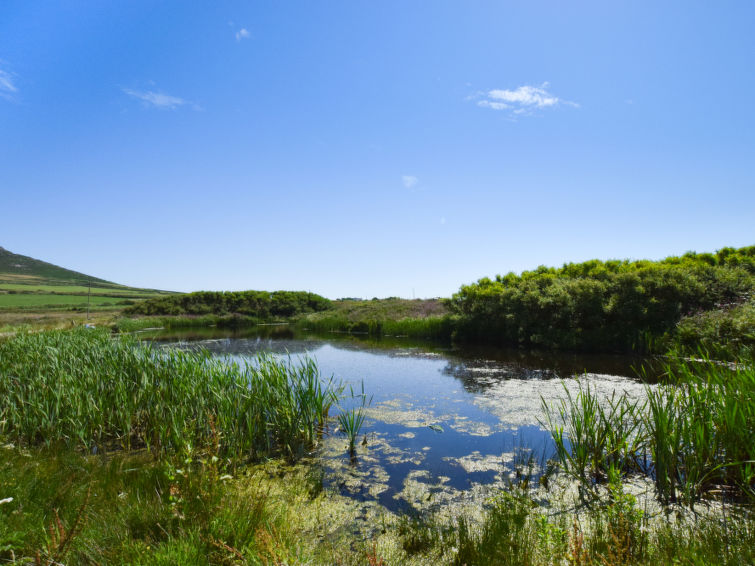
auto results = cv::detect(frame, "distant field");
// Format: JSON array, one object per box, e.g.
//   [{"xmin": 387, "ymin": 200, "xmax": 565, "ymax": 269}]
[
  {"xmin": 0, "ymin": 246, "xmax": 176, "ymax": 329},
  {"xmin": 0, "ymin": 294, "xmax": 130, "ymax": 309},
  {"xmin": 0, "ymin": 283, "xmax": 161, "ymax": 298}
]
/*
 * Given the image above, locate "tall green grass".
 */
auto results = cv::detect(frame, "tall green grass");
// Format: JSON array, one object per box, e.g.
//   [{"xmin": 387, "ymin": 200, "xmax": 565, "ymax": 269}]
[
  {"xmin": 0, "ymin": 447, "xmax": 324, "ymax": 565},
  {"xmin": 646, "ymin": 357, "xmax": 755, "ymax": 504},
  {"xmin": 337, "ymin": 382, "xmax": 371, "ymax": 457},
  {"xmin": 542, "ymin": 355, "xmax": 755, "ymax": 505},
  {"xmin": 443, "ymin": 480, "xmax": 755, "ymax": 566},
  {"xmin": 0, "ymin": 328, "xmax": 340, "ymax": 461},
  {"xmin": 541, "ymin": 382, "xmax": 646, "ymax": 491}
]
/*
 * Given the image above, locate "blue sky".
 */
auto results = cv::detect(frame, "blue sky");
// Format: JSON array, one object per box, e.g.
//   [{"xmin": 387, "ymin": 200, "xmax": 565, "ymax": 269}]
[{"xmin": 1, "ymin": 1, "xmax": 753, "ymax": 298}]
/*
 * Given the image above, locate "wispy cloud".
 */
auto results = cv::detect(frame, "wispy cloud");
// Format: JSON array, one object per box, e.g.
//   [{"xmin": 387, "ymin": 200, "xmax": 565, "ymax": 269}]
[
  {"xmin": 0, "ymin": 68, "xmax": 18, "ymax": 100},
  {"xmin": 235, "ymin": 28, "xmax": 250, "ymax": 41},
  {"xmin": 476, "ymin": 82, "xmax": 576, "ymax": 116},
  {"xmin": 402, "ymin": 175, "xmax": 419, "ymax": 189},
  {"xmin": 122, "ymin": 88, "xmax": 194, "ymax": 110}
]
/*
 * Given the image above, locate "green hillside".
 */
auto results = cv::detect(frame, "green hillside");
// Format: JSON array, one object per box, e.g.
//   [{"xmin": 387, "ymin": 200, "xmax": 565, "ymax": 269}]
[
  {"xmin": 0, "ymin": 246, "xmax": 117, "ymax": 286},
  {"xmin": 0, "ymin": 247, "xmax": 174, "ymax": 319}
]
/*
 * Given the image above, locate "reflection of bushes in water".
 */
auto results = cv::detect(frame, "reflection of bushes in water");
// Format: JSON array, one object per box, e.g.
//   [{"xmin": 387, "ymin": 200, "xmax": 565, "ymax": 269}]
[
  {"xmin": 442, "ymin": 359, "xmax": 560, "ymax": 394},
  {"xmin": 449, "ymin": 246, "xmax": 755, "ymax": 353},
  {"xmin": 115, "ymin": 314, "xmax": 261, "ymax": 332},
  {"xmin": 542, "ymin": 354, "xmax": 755, "ymax": 507},
  {"xmin": 296, "ymin": 314, "xmax": 454, "ymax": 341}
]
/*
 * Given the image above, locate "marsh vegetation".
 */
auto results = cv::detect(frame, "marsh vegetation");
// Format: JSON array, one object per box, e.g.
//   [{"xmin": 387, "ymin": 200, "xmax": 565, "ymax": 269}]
[
  {"xmin": 2, "ymin": 326, "xmax": 753, "ymax": 564},
  {"xmin": 450, "ymin": 246, "xmax": 755, "ymax": 354},
  {"xmin": 2, "ymin": 246, "xmax": 754, "ymax": 564},
  {"xmin": 116, "ymin": 246, "xmax": 755, "ymax": 360}
]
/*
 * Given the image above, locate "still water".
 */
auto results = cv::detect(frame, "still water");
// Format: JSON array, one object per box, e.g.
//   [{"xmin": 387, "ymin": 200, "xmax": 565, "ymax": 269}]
[{"xmin": 148, "ymin": 326, "xmax": 657, "ymax": 513}]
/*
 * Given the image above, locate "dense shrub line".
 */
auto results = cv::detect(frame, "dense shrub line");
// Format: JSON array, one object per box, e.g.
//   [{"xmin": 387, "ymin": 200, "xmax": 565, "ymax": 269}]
[
  {"xmin": 125, "ymin": 289, "xmax": 332, "ymax": 319},
  {"xmin": 449, "ymin": 246, "xmax": 755, "ymax": 352}
]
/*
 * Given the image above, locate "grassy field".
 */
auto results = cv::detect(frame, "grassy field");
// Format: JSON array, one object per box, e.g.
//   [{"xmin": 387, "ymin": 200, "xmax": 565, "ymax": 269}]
[
  {"xmin": 0, "ymin": 246, "xmax": 174, "ymax": 329},
  {"xmin": 0, "ymin": 282, "xmax": 164, "ymax": 296},
  {"xmin": 0, "ymin": 294, "xmax": 131, "ymax": 308}
]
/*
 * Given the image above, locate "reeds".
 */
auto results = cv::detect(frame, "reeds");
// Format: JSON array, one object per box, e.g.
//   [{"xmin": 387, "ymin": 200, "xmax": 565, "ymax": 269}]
[
  {"xmin": 541, "ymin": 355, "xmax": 755, "ymax": 505},
  {"xmin": 645, "ymin": 356, "xmax": 755, "ymax": 504},
  {"xmin": 0, "ymin": 328, "xmax": 340, "ymax": 461},
  {"xmin": 337, "ymin": 382, "xmax": 370, "ymax": 457},
  {"xmin": 541, "ymin": 382, "xmax": 647, "ymax": 492}
]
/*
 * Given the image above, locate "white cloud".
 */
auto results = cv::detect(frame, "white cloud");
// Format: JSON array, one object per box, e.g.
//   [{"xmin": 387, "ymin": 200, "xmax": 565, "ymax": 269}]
[
  {"xmin": 477, "ymin": 100, "xmax": 509, "ymax": 111},
  {"xmin": 476, "ymin": 82, "xmax": 576, "ymax": 116},
  {"xmin": 123, "ymin": 88, "xmax": 191, "ymax": 110},
  {"xmin": 235, "ymin": 28, "xmax": 250, "ymax": 41},
  {"xmin": 402, "ymin": 175, "xmax": 419, "ymax": 189},
  {"xmin": 0, "ymin": 69, "xmax": 18, "ymax": 99}
]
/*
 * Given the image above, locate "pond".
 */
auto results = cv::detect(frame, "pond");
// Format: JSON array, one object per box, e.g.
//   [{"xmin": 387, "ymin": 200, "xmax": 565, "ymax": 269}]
[{"xmin": 146, "ymin": 326, "xmax": 659, "ymax": 515}]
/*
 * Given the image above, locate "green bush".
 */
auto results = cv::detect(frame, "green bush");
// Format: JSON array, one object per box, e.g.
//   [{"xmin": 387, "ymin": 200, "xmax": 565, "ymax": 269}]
[
  {"xmin": 125, "ymin": 290, "xmax": 332, "ymax": 319},
  {"xmin": 449, "ymin": 246, "xmax": 755, "ymax": 352}
]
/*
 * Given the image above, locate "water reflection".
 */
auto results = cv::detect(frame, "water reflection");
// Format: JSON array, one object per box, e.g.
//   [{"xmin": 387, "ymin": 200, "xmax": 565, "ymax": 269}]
[{"xmin": 150, "ymin": 327, "xmax": 655, "ymax": 513}]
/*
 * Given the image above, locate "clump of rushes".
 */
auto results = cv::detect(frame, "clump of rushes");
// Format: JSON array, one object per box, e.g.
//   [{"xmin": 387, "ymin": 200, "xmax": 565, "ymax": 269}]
[
  {"xmin": 0, "ymin": 328, "xmax": 340, "ymax": 461},
  {"xmin": 542, "ymin": 354, "xmax": 755, "ymax": 506},
  {"xmin": 645, "ymin": 355, "xmax": 755, "ymax": 505},
  {"xmin": 337, "ymin": 382, "xmax": 371, "ymax": 458},
  {"xmin": 541, "ymin": 381, "xmax": 647, "ymax": 494}
]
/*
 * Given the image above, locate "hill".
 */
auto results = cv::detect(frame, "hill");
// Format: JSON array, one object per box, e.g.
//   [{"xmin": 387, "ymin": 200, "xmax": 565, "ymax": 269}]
[
  {"xmin": 0, "ymin": 246, "xmax": 174, "ymax": 324},
  {"xmin": 0, "ymin": 246, "xmax": 116, "ymax": 287}
]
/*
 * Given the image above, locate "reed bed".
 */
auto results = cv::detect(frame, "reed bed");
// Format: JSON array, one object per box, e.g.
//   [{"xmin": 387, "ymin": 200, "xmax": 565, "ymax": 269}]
[
  {"xmin": 0, "ymin": 328, "xmax": 340, "ymax": 460},
  {"xmin": 542, "ymin": 355, "xmax": 755, "ymax": 505},
  {"xmin": 542, "ymin": 382, "xmax": 646, "ymax": 489}
]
